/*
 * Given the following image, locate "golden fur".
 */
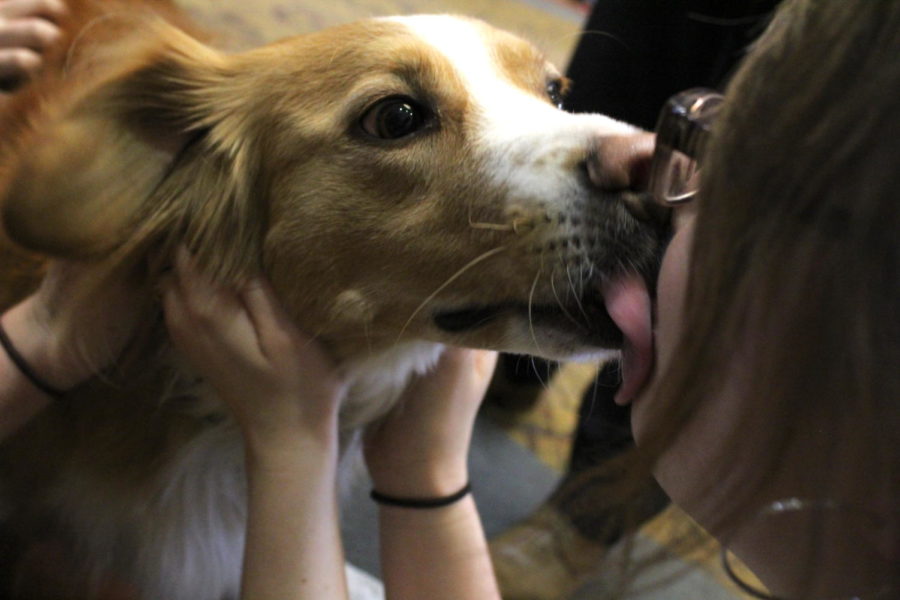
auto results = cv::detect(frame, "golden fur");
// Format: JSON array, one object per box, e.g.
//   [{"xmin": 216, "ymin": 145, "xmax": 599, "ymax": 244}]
[{"xmin": 0, "ymin": 2, "xmax": 662, "ymax": 597}]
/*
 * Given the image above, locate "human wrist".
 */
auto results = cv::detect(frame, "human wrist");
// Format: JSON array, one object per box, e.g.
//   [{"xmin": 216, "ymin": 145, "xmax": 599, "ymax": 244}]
[
  {"xmin": 1, "ymin": 298, "xmax": 86, "ymax": 392},
  {"xmin": 243, "ymin": 433, "xmax": 341, "ymax": 483},
  {"xmin": 241, "ymin": 407, "xmax": 341, "ymax": 465},
  {"xmin": 370, "ymin": 460, "xmax": 469, "ymax": 499},
  {"xmin": 371, "ymin": 481, "xmax": 471, "ymax": 509}
]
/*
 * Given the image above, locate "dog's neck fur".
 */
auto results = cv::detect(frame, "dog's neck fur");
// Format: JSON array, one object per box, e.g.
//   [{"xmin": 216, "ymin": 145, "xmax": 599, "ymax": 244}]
[{"xmin": 339, "ymin": 340, "xmax": 445, "ymax": 429}]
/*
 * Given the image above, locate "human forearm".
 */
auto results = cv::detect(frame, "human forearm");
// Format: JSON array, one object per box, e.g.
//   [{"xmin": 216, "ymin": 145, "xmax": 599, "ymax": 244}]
[
  {"xmin": 0, "ymin": 297, "xmax": 73, "ymax": 439},
  {"xmin": 366, "ymin": 349, "xmax": 501, "ymax": 600},
  {"xmin": 0, "ymin": 257, "xmax": 146, "ymax": 439},
  {"xmin": 378, "ymin": 496, "xmax": 500, "ymax": 600},
  {"xmin": 241, "ymin": 427, "xmax": 349, "ymax": 600},
  {"xmin": 162, "ymin": 252, "xmax": 353, "ymax": 599},
  {"xmin": 0, "ymin": 344, "xmax": 52, "ymax": 439}
]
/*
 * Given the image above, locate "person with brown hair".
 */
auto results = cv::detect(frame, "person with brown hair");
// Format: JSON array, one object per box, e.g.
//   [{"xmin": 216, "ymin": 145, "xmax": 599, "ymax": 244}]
[{"xmin": 627, "ymin": 0, "xmax": 900, "ymax": 594}]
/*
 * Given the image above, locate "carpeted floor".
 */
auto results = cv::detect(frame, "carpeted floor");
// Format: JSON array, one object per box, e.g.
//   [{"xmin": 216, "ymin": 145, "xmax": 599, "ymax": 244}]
[{"xmin": 183, "ymin": 0, "xmax": 584, "ymax": 68}]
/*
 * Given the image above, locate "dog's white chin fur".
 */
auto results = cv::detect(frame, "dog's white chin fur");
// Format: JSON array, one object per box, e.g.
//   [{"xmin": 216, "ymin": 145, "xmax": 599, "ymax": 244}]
[{"xmin": 340, "ymin": 341, "xmax": 446, "ymax": 429}]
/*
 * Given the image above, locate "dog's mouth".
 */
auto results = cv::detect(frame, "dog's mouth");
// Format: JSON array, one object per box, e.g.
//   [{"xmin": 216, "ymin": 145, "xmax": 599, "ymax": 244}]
[
  {"xmin": 433, "ymin": 273, "xmax": 655, "ymax": 405},
  {"xmin": 433, "ymin": 289, "xmax": 623, "ymax": 348}
]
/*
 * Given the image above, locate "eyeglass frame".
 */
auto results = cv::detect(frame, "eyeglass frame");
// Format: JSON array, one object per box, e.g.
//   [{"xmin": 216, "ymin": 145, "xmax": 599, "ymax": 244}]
[{"xmin": 648, "ymin": 88, "xmax": 725, "ymax": 207}]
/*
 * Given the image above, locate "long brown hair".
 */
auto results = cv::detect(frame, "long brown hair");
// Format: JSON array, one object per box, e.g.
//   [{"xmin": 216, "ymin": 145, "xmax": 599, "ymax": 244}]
[{"xmin": 632, "ymin": 0, "xmax": 900, "ymax": 595}]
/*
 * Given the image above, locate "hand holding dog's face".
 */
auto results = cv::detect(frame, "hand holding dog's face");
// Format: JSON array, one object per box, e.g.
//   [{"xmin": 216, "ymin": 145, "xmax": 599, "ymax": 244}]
[{"xmin": 162, "ymin": 247, "xmax": 347, "ymax": 440}]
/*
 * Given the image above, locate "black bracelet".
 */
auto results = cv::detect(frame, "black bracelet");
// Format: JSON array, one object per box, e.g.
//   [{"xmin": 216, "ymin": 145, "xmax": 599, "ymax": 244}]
[
  {"xmin": 0, "ymin": 321, "xmax": 66, "ymax": 400},
  {"xmin": 370, "ymin": 483, "xmax": 472, "ymax": 509}
]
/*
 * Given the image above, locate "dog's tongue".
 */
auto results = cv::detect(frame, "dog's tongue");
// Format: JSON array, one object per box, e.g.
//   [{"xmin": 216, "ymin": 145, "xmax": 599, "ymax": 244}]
[{"xmin": 602, "ymin": 275, "xmax": 654, "ymax": 406}]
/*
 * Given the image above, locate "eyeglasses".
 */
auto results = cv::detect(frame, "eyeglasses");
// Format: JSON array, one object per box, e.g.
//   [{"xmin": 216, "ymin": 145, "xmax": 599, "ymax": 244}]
[{"xmin": 649, "ymin": 88, "xmax": 725, "ymax": 206}]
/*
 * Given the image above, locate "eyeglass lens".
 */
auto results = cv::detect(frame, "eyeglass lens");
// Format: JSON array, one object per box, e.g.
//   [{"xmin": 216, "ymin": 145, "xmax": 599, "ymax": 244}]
[
  {"xmin": 650, "ymin": 145, "xmax": 702, "ymax": 205},
  {"xmin": 649, "ymin": 89, "xmax": 724, "ymax": 207}
]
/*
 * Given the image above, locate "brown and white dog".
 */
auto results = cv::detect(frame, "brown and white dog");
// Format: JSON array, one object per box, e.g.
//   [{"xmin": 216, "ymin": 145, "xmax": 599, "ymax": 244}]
[{"xmin": 0, "ymin": 2, "xmax": 662, "ymax": 598}]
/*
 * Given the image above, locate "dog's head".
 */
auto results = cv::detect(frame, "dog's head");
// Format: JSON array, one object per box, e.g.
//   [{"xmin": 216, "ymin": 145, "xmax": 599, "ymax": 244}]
[{"xmin": 1, "ymin": 14, "xmax": 664, "ymax": 363}]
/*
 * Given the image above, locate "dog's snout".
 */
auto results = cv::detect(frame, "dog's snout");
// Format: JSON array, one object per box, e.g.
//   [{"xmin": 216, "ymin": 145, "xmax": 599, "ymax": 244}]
[
  {"xmin": 585, "ymin": 133, "xmax": 655, "ymax": 193},
  {"xmin": 584, "ymin": 133, "xmax": 667, "ymax": 223}
]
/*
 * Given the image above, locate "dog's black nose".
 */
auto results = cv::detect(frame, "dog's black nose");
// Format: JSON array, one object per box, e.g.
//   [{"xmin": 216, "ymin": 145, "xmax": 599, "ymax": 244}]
[{"xmin": 584, "ymin": 133, "xmax": 667, "ymax": 223}]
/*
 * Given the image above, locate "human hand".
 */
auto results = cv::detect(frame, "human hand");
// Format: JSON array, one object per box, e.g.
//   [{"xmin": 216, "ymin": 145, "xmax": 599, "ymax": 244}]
[
  {"xmin": 2, "ymin": 258, "xmax": 147, "ymax": 391},
  {"xmin": 162, "ymin": 248, "xmax": 347, "ymax": 447},
  {"xmin": 364, "ymin": 348, "xmax": 498, "ymax": 498},
  {"xmin": 0, "ymin": 0, "xmax": 66, "ymax": 88}
]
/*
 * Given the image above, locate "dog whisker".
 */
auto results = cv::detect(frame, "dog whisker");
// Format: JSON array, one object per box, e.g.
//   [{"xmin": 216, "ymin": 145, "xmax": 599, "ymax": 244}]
[
  {"xmin": 464, "ymin": 190, "xmax": 535, "ymax": 235},
  {"xmin": 578, "ymin": 258, "xmax": 589, "ymax": 300},
  {"xmin": 527, "ymin": 354, "xmax": 551, "ymax": 391},
  {"xmin": 507, "ymin": 354, "xmax": 551, "ymax": 392},
  {"xmin": 467, "ymin": 213, "xmax": 534, "ymax": 234},
  {"xmin": 565, "ymin": 262, "xmax": 591, "ymax": 325},
  {"xmin": 527, "ymin": 261, "xmax": 544, "ymax": 357},
  {"xmin": 395, "ymin": 245, "xmax": 509, "ymax": 344},
  {"xmin": 580, "ymin": 362, "xmax": 604, "ymax": 420},
  {"xmin": 549, "ymin": 265, "xmax": 583, "ymax": 329},
  {"xmin": 468, "ymin": 221, "xmax": 515, "ymax": 232}
]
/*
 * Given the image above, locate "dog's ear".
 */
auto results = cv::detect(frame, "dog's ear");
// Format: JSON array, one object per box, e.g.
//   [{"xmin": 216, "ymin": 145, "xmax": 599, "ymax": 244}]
[{"xmin": 1, "ymin": 19, "xmax": 264, "ymax": 279}]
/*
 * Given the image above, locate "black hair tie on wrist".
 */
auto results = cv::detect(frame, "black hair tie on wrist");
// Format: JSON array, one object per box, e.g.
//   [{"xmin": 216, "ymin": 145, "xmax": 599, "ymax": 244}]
[
  {"xmin": 0, "ymin": 321, "xmax": 66, "ymax": 400},
  {"xmin": 370, "ymin": 483, "xmax": 472, "ymax": 509}
]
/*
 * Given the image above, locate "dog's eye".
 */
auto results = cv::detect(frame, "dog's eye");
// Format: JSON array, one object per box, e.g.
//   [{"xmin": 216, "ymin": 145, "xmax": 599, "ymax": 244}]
[
  {"xmin": 547, "ymin": 79, "xmax": 566, "ymax": 110},
  {"xmin": 360, "ymin": 96, "xmax": 428, "ymax": 140}
]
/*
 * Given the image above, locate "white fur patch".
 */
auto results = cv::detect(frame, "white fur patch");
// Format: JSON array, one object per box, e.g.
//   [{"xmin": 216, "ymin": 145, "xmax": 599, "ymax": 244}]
[
  {"xmin": 46, "ymin": 424, "xmax": 247, "ymax": 600},
  {"xmin": 389, "ymin": 15, "xmax": 637, "ymax": 212},
  {"xmin": 340, "ymin": 340, "xmax": 445, "ymax": 429}
]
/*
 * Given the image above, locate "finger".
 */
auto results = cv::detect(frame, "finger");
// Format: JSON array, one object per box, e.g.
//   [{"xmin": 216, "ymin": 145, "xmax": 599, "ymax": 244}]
[
  {"xmin": 447, "ymin": 349, "xmax": 498, "ymax": 400},
  {"xmin": 240, "ymin": 279, "xmax": 340, "ymax": 372},
  {"xmin": 161, "ymin": 273, "xmax": 196, "ymax": 343},
  {"xmin": 240, "ymin": 278, "xmax": 302, "ymax": 345},
  {"xmin": 171, "ymin": 249, "xmax": 267, "ymax": 359},
  {"xmin": 162, "ymin": 275, "xmax": 230, "ymax": 368},
  {"xmin": 399, "ymin": 348, "xmax": 497, "ymax": 406},
  {"xmin": 470, "ymin": 349, "xmax": 498, "ymax": 382},
  {"xmin": 0, "ymin": 46, "xmax": 39, "ymax": 80},
  {"xmin": 173, "ymin": 247, "xmax": 239, "ymax": 319},
  {"xmin": 0, "ymin": 0, "xmax": 67, "ymax": 20},
  {"xmin": 172, "ymin": 246, "xmax": 203, "ymax": 293},
  {"xmin": 161, "ymin": 274, "xmax": 197, "ymax": 353},
  {"xmin": 0, "ymin": 17, "xmax": 60, "ymax": 50},
  {"xmin": 430, "ymin": 347, "xmax": 490, "ymax": 381},
  {"xmin": 240, "ymin": 278, "xmax": 291, "ymax": 333}
]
